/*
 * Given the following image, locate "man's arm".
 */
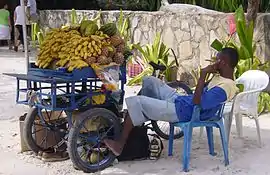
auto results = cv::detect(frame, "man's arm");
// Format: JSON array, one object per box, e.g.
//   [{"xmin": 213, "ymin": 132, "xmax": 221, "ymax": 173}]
[
  {"xmin": 193, "ymin": 72, "xmax": 207, "ymax": 105},
  {"xmin": 14, "ymin": 7, "xmax": 17, "ymax": 23},
  {"xmin": 193, "ymin": 63, "xmax": 218, "ymax": 105}
]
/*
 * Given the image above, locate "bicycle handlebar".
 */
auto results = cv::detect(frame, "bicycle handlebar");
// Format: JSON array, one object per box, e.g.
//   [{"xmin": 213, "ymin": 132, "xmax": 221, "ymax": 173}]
[
  {"xmin": 148, "ymin": 48, "xmax": 179, "ymax": 72},
  {"xmin": 170, "ymin": 48, "xmax": 179, "ymax": 67},
  {"xmin": 149, "ymin": 61, "xmax": 166, "ymax": 71}
]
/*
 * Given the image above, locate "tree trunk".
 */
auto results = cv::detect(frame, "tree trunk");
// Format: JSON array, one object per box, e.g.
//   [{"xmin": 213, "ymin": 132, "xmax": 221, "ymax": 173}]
[{"xmin": 246, "ymin": 0, "xmax": 260, "ymax": 23}]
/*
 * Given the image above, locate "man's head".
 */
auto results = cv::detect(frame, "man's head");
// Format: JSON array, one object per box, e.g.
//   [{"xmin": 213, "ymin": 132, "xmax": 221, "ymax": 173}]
[{"xmin": 216, "ymin": 47, "xmax": 239, "ymax": 71}]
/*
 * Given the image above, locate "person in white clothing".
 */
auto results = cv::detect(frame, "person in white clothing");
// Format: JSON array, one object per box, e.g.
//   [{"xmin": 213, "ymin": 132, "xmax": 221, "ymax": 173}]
[
  {"xmin": 27, "ymin": 0, "xmax": 38, "ymax": 22},
  {"xmin": 14, "ymin": 0, "xmax": 30, "ymax": 52}
]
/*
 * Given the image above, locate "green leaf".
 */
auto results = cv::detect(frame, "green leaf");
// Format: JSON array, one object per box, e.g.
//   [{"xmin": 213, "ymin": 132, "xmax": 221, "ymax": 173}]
[
  {"xmin": 168, "ymin": 60, "xmax": 177, "ymax": 68},
  {"xmin": 247, "ymin": 21, "xmax": 254, "ymax": 53},
  {"xmin": 239, "ymin": 46, "xmax": 251, "ymax": 60},
  {"xmin": 81, "ymin": 15, "xmax": 87, "ymax": 23},
  {"xmin": 37, "ymin": 32, "xmax": 44, "ymax": 45},
  {"xmin": 121, "ymin": 18, "xmax": 129, "ymax": 36},
  {"xmin": 158, "ymin": 59, "xmax": 167, "ymax": 67},
  {"xmin": 211, "ymin": 39, "xmax": 223, "ymax": 51},
  {"xmin": 71, "ymin": 9, "xmax": 78, "ymax": 25},
  {"xmin": 237, "ymin": 59, "xmax": 249, "ymax": 77},
  {"xmin": 152, "ymin": 32, "xmax": 161, "ymax": 58},
  {"xmin": 127, "ymin": 67, "xmax": 152, "ymax": 86},
  {"xmin": 118, "ymin": 9, "xmax": 124, "ymax": 32},
  {"xmin": 132, "ymin": 43, "xmax": 147, "ymax": 59}
]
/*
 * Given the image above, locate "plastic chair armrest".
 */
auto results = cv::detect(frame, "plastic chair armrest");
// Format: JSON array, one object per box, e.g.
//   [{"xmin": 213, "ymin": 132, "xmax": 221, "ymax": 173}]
[
  {"xmin": 230, "ymin": 88, "xmax": 263, "ymax": 114},
  {"xmin": 238, "ymin": 88, "xmax": 264, "ymax": 96},
  {"xmin": 234, "ymin": 88, "xmax": 264, "ymax": 102},
  {"xmin": 191, "ymin": 105, "xmax": 201, "ymax": 122}
]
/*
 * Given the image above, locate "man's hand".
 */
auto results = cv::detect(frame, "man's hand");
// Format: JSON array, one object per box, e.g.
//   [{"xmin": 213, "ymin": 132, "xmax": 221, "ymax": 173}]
[
  {"xmin": 201, "ymin": 63, "xmax": 219, "ymax": 74},
  {"xmin": 193, "ymin": 63, "xmax": 219, "ymax": 106}
]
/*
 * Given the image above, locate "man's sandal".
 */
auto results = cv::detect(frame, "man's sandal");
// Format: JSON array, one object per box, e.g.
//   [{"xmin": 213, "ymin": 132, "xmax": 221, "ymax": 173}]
[{"xmin": 148, "ymin": 134, "xmax": 164, "ymax": 160}]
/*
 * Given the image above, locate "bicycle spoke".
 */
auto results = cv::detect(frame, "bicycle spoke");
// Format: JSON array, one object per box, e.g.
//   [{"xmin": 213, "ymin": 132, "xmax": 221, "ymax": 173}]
[
  {"xmin": 45, "ymin": 109, "xmax": 52, "ymax": 122},
  {"xmin": 45, "ymin": 128, "xmax": 48, "ymax": 149},
  {"xmin": 31, "ymin": 128, "xmax": 45, "ymax": 135},
  {"xmin": 53, "ymin": 130, "xmax": 58, "ymax": 148},
  {"xmin": 99, "ymin": 125, "xmax": 114, "ymax": 140},
  {"xmin": 33, "ymin": 122, "xmax": 45, "ymax": 127},
  {"xmin": 57, "ymin": 110, "xmax": 64, "ymax": 120},
  {"xmin": 82, "ymin": 124, "xmax": 90, "ymax": 133},
  {"xmin": 39, "ymin": 136, "xmax": 46, "ymax": 147}
]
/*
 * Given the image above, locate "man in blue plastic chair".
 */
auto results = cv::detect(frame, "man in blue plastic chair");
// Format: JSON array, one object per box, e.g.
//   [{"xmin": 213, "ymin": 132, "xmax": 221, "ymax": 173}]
[{"xmin": 104, "ymin": 47, "xmax": 239, "ymax": 156}]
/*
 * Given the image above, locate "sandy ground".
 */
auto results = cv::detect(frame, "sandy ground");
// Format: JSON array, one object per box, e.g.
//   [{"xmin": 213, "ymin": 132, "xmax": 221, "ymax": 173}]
[{"xmin": 1, "ymin": 47, "xmax": 270, "ymax": 175}]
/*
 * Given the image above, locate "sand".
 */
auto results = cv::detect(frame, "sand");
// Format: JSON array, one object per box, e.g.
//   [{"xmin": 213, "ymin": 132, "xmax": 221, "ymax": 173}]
[{"xmin": 1, "ymin": 47, "xmax": 270, "ymax": 175}]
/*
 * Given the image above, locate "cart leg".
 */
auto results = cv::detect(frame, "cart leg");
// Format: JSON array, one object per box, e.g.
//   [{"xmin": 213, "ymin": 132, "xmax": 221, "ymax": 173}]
[{"xmin": 66, "ymin": 111, "xmax": 73, "ymax": 129}]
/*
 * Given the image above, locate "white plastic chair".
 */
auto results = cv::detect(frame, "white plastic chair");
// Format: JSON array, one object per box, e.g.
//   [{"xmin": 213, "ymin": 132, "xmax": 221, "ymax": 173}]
[{"xmin": 224, "ymin": 70, "xmax": 269, "ymax": 147}]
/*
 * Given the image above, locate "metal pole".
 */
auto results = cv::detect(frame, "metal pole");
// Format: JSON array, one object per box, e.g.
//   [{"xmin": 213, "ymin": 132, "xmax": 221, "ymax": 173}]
[{"xmin": 20, "ymin": 0, "xmax": 29, "ymax": 73}]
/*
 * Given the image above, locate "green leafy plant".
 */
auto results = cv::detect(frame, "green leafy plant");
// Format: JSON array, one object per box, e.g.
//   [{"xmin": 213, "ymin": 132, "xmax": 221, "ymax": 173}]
[
  {"xmin": 210, "ymin": 6, "xmax": 270, "ymax": 114},
  {"xmin": 117, "ymin": 9, "xmax": 131, "ymax": 44},
  {"xmin": 31, "ymin": 23, "xmax": 45, "ymax": 46},
  {"xmin": 158, "ymin": 48, "xmax": 178, "ymax": 82},
  {"xmin": 31, "ymin": 9, "xmax": 78, "ymax": 46},
  {"xmin": 258, "ymin": 92, "xmax": 270, "ymax": 114},
  {"xmin": 70, "ymin": 8, "xmax": 78, "ymax": 25},
  {"xmin": 127, "ymin": 32, "xmax": 176, "ymax": 85}
]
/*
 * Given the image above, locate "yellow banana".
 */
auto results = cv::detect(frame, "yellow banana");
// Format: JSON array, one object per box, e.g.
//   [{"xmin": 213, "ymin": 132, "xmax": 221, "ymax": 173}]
[
  {"xmin": 88, "ymin": 43, "xmax": 92, "ymax": 49},
  {"xmin": 90, "ymin": 35, "xmax": 103, "ymax": 42},
  {"xmin": 94, "ymin": 45, "xmax": 99, "ymax": 52},
  {"xmin": 83, "ymin": 41, "xmax": 89, "ymax": 46},
  {"xmin": 83, "ymin": 46, "xmax": 88, "ymax": 53},
  {"xmin": 80, "ymin": 50, "xmax": 84, "ymax": 58},
  {"xmin": 75, "ymin": 49, "xmax": 79, "ymax": 56},
  {"xmin": 97, "ymin": 49, "xmax": 101, "ymax": 55},
  {"xmin": 77, "ymin": 44, "xmax": 82, "ymax": 51},
  {"xmin": 91, "ymin": 40, "xmax": 96, "ymax": 46},
  {"xmin": 90, "ymin": 47, "xmax": 94, "ymax": 54}
]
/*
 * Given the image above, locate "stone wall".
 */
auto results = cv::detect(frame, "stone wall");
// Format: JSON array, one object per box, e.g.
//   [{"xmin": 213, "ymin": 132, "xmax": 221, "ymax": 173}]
[{"xmin": 39, "ymin": 10, "xmax": 270, "ymax": 84}]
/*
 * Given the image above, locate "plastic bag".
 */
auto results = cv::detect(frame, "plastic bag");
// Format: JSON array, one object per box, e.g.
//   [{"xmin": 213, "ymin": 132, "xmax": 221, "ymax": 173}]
[{"xmin": 91, "ymin": 63, "xmax": 120, "ymax": 92}]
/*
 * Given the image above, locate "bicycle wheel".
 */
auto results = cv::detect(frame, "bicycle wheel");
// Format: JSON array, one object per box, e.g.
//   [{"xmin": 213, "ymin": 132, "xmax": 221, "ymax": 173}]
[
  {"xmin": 23, "ymin": 107, "xmax": 68, "ymax": 153},
  {"xmin": 151, "ymin": 81, "xmax": 193, "ymax": 140},
  {"xmin": 67, "ymin": 108, "xmax": 121, "ymax": 173}
]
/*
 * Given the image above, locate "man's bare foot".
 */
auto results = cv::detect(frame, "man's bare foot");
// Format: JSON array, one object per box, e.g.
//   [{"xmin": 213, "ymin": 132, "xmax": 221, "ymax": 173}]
[{"xmin": 104, "ymin": 139, "xmax": 123, "ymax": 156}]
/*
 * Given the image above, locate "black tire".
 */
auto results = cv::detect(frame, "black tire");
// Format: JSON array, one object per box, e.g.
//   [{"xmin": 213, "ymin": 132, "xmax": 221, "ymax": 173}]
[
  {"xmin": 67, "ymin": 108, "xmax": 121, "ymax": 173},
  {"xmin": 151, "ymin": 81, "xmax": 193, "ymax": 140},
  {"xmin": 23, "ymin": 107, "xmax": 68, "ymax": 153}
]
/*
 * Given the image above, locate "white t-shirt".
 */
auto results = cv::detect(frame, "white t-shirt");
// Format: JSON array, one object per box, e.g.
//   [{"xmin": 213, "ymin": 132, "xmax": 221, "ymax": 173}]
[
  {"xmin": 14, "ymin": 6, "xmax": 30, "ymax": 25},
  {"xmin": 27, "ymin": 0, "xmax": 37, "ymax": 15}
]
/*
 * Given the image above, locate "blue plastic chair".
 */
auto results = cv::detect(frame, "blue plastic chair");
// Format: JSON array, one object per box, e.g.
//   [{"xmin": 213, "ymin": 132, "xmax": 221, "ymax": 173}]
[{"xmin": 168, "ymin": 104, "xmax": 229, "ymax": 172}]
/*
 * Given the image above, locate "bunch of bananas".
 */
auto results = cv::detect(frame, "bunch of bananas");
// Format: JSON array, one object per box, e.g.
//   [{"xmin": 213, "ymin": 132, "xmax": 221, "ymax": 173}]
[{"xmin": 36, "ymin": 27, "xmax": 112, "ymax": 71}]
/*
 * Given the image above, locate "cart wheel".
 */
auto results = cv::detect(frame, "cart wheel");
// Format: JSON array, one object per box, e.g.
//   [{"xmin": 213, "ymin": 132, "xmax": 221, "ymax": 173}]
[
  {"xmin": 68, "ymin": 108, "xmax": 121, "ymax": 173},
  {"xmin": 23, "ymin": 107, "xmax": 68, "ymax": 153},
  {"xmin": 151, "ymin": 81, "xmax": 193, "ymax": 140}
]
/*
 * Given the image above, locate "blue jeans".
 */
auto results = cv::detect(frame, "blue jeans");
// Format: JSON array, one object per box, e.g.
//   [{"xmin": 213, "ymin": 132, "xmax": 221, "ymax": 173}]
[{"xmin": 125, "ymin": 76, "xmax": 179, "ymax": 126}]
